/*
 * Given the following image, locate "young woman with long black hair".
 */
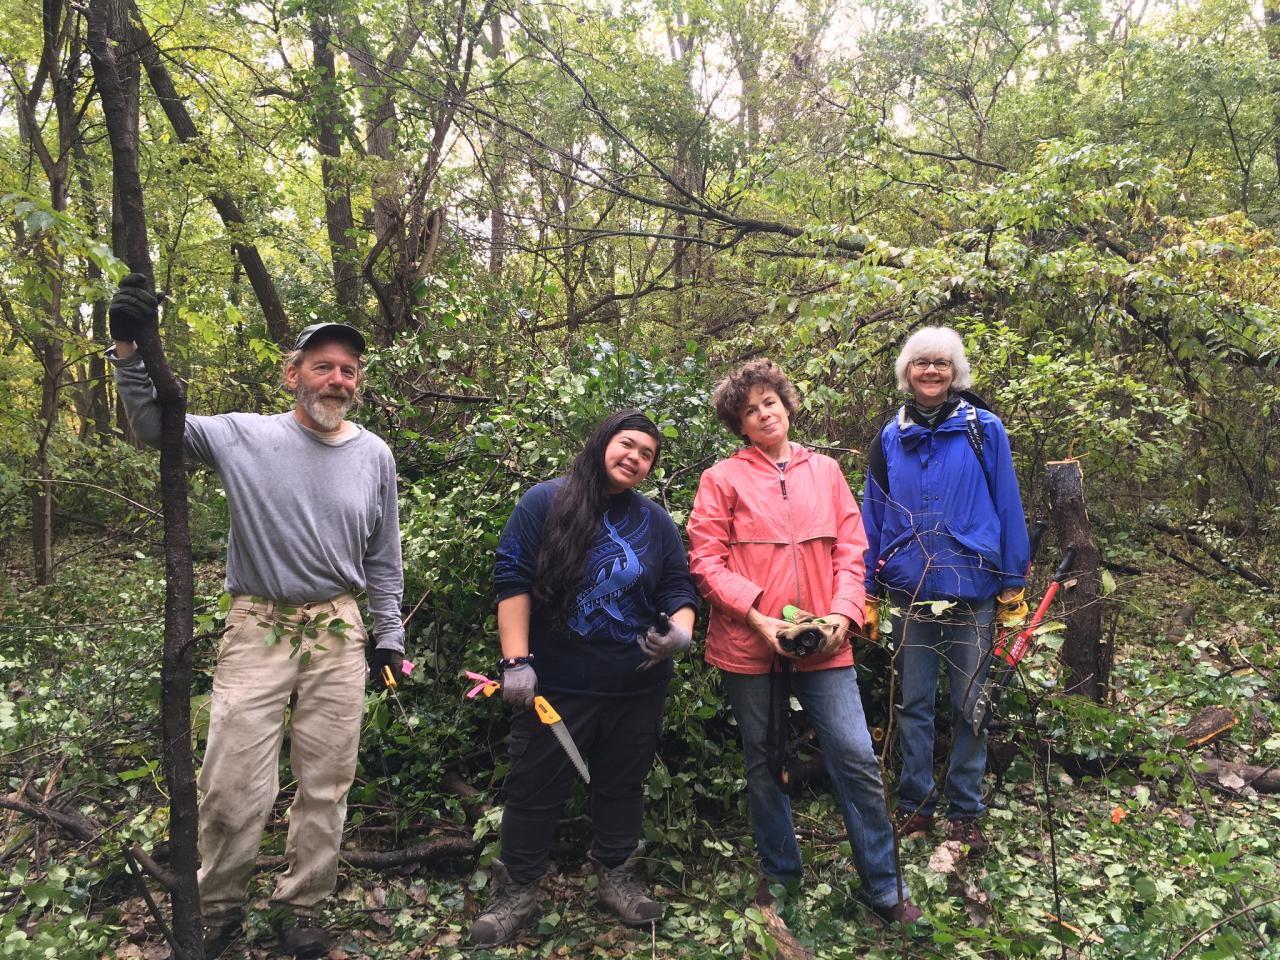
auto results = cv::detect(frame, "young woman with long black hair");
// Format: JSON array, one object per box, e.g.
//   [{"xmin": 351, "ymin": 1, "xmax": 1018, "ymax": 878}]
[{"xmin": 469, "ymin": 409, "xmax": 699, "ymax": 947}]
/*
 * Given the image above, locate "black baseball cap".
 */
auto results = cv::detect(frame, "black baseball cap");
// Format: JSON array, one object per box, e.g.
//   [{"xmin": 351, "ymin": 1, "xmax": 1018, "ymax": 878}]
[{"xmin": 294, "ymin": 322, "xmax": 367, "ymax": 354}]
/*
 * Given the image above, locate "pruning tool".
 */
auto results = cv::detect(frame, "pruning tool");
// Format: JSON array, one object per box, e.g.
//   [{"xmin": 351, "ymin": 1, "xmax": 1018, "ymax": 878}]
[
  {"xmin": 968, "ymin": 542, "xmax": 1078, "ymax": 735},
  {"xmin": 379, "ymin": 660, "xmax": 414, "ymax": 727},
  {"xmin": 465, "ymin": 671, "xmax": 591, "ymax": 784},
  {"xmin": 635, "ymin": 611, "xmax": 670, "ymax": 671}
]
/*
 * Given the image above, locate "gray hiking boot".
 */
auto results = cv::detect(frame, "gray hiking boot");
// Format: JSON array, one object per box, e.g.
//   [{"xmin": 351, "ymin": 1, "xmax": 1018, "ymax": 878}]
[
  {"xmin": 594, "ymin": 856, "xmax": 664, "ymax": 926},
  {"xmin": 469, "ymin": 862, "xmax": 542, "ymax": 947}
]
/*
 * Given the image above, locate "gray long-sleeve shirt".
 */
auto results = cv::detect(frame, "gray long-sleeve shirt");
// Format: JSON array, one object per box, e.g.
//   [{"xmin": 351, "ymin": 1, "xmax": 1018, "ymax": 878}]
[{"xmin": 112, "ymin": 350, "xmax": 405, "ymax": 652}]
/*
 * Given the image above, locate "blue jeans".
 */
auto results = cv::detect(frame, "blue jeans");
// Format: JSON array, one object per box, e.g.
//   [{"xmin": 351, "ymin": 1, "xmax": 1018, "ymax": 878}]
[
  {"xmin": 721, "ymin": 667, "xmax": 907, "ymax": 908},
  {"xmin": 894, "ymin": 597, "xmax": 994, "ymax": 820}
]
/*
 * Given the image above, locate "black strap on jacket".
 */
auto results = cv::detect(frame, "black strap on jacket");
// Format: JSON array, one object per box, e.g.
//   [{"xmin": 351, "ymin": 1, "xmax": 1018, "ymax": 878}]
[{"xmin": 868, "ymin": 389, "xmax": 992, "ymax": 502}]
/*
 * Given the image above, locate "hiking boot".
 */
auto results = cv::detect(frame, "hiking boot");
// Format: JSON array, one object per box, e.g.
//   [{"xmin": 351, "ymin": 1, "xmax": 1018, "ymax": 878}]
[
  {"xmin": 753, "ymin": 876, "xmax": 777, "ymax": 909},
  {"xmin": 272, "ymin": 911, "xmax": 331, "ymax": 958},
  {"xmin": 594, "ymin": 857, "xmax": 664, "ymax": 926},
  {"xmin": 203, "ymin": 913, "xmax": 243, "ymax": 958},
  {"xmin": 469, "ymin": 863, "xmax": 542, "ymax": 947},
  {"xmin": 870, "ymin": 898, "xmax": 925, "ymax": 928},
  {"xmin": 894, "ymin": 808, "xmax": 935, "ymax": 837},
  {"xmin": 948, "ymin": 818, "xmax": 990, "ymax": 855}
]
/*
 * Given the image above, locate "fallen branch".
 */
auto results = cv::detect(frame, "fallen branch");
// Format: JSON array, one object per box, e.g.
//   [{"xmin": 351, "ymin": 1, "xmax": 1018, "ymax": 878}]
[
  {"xmin": 4, "ymin": 788, "xmax": 178, "ymax": 890},
  {"xmin": 1168, "ymin": 894, "xmax": 1280, "ymax": 960},
  {"xmin": 1194, "ymin": 757, "xmax": 1280, "ymax": 794},
  {"xmin": 1148, "ymin": 518, "xmax": 1273, "ymax": 589},
  {"xmin": 441, "ymin": 770, "xmax": 491, "ymax": 824},
  {"xmin": 0, "ymin": 793, "xmax": 95, "ymax": 842},
  {"xmin": 254, "ymin": 835, "xmax": 478, "ymax": 872},
  {"xmin": 755, "ymin": 903, "xmax": 814, "ymax": 960},
  {"xmin": 1180, "ymin": 707, "xmax": 1238, "ymax": 750}
]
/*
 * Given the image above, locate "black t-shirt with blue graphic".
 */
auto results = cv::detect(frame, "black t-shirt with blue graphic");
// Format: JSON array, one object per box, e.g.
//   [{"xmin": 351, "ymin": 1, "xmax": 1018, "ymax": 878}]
[{"xmin": 495, "ymin": 478, "xmax": 700, "ymax": 696}]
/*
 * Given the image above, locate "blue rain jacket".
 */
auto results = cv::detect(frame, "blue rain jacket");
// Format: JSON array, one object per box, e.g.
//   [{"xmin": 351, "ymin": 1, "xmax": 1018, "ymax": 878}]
[{"xmin": 863, "ymin": 401, "xmax": 1030, "ymax": 602}]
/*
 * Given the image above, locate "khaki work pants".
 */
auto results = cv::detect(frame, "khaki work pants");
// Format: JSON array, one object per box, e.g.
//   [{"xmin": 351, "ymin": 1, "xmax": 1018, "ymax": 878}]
[{"xmin": 197, "ymin": 594, "xmax": 367, "ymax": 920}]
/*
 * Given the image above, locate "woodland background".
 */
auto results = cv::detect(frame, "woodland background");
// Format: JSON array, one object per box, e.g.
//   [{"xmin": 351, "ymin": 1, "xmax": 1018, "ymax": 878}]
[{"xmin": 2, "ymin": 0, "xmax": 1279, "ymax": 957}]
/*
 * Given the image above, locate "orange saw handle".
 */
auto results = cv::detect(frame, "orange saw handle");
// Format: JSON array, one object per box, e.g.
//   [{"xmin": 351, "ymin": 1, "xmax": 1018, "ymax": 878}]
[
  {"xmin": 533, "ymin": 696, "xmax": 560, "ymax": 724},
  {"xmin": 481, "ymin": 681, "xmax": 558, "ymax": 724}
]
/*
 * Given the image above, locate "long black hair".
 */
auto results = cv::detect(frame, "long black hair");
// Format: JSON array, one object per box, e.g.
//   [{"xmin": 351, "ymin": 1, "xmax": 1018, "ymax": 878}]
[{"xmin": 532, "ymin": 409, "xmax": 663, "ymax": 618}]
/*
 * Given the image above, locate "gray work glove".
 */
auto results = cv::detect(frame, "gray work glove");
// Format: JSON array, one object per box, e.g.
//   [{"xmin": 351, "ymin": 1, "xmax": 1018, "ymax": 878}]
[
  {"xmin": 637, "ymin": 615, "xmax": 692, "ymax": 670},
  {"xmin": 108, "ymin": 273, "xmax": 159, "ymax": 342},
  {"xmin": 501, "ymin": 663, "xmax": 537, "ymax": 710}
]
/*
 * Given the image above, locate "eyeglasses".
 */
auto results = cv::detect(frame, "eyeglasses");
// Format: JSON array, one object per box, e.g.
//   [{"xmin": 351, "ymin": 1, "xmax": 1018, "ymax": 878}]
[{"xmin": 909, "ymin": 358, "xmax": 953, "ymax": 371}]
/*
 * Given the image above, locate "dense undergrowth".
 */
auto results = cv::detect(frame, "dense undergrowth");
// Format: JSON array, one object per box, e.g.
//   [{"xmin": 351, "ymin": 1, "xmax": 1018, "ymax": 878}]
[
  {"xmin": 2, "ymin": 511, "xmax": 1278, "ymax": 959},
  {"xmin": 2, "ymin": 340, "xmax": 1279, "ymax": 960}
]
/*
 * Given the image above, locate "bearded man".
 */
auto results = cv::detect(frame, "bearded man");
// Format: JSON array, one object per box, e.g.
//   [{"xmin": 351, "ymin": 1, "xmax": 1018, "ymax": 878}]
[{"xmin": 107, "ymin": 274, "xmax": 405, "ymax": 958}]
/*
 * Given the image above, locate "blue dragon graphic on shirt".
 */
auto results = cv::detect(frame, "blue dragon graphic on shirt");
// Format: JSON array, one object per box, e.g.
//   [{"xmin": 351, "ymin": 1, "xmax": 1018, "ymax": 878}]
[{"xmin": 567, "ymin": 511, "xmax": 652, "ymax": 641}]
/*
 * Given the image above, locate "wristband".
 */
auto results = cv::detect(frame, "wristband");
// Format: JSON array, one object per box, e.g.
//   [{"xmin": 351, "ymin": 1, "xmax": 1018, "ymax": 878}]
[{"xmin": 498, "ymin": 655, "xmax": 535, "ymax": 672}]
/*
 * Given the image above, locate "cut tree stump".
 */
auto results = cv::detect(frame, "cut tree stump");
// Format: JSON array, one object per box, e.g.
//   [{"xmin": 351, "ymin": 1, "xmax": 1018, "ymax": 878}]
[{"xmin": 1045, "ymin": 458, "xmax": 1107, "ymax": 701}]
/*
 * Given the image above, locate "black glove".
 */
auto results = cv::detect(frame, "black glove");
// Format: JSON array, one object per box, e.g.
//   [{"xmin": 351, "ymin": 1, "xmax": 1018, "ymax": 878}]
[
  {"xmin": 501, "ymin": 662, "xmax": 537, "ymax": 710},
  {"xmin": 369, "ymin": 646, "xmax": 404, "ymax": 690},
  {"xmin": 108, "ymin": 273, "xmax": 159, "ymax": 342}
]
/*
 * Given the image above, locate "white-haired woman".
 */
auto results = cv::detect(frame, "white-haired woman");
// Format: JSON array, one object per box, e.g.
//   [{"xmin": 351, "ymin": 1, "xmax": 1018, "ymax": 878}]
[{"xmin": 862, "ymin": 326, "xmax": 1030, "ymax": 855}]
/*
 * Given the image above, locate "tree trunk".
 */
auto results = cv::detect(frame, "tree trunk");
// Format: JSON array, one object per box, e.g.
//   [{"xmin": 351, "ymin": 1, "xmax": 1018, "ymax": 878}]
[
  {"xmin": 342, "ymin": 15, "xmax": 409, "ymax": 338},
  {"xmin": 486, "ymin": 13, "xmax": 508, "ymax": 275},
  {"xmin": 1265, "ymin": 0, "xmax": 1280, "ymax": 182},
  {"xmin": 1045, "ymin": 459, "xmax": 1107, "ymax": 702},
  {"xmin": 30, "ymin": 333, "xmax": 60, "ymax": 585},
  {"xmin": 74, "ymin": 143, "xmax": 114, "ymax": 442},
  {"xmin": 308, "ymin": 0, "xmax": 360, "ymax": 317},
  {"xmin": 124, "ymin": 0, "xmax": 292, "ymax": 346},
  {"xmin": 86, "ymin": 4, "xmax": 202, "ymax": 956},
  {"xmin": 17, "ymin": 0, "xmax": 83, "ymax": 584}
]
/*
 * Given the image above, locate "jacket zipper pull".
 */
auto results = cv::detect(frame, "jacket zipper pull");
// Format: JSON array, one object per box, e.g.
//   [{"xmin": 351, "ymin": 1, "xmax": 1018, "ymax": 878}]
[{"xmin": 780, "ymin": 477, "xmax": 788, "ymax": 499}]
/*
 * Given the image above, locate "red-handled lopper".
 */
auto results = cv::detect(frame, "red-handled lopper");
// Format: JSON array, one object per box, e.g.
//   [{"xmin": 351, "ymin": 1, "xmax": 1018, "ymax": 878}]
[{"xmin": 968, "ymin": 546, "xmax": 1077, "ymax": 735}]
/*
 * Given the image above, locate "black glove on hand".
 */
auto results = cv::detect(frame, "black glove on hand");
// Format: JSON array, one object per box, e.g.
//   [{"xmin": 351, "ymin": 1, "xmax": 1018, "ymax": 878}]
[
  {"xmin": 501, "ymin": 662, "xmax": 537, "ymax": 710},
  {"xmin": 369, "ymin": 646, "xmax": 404, "ymax": 691},
  {"xmin": 108, "ymin": 273, "xmax": 159, "ymax": 342}
]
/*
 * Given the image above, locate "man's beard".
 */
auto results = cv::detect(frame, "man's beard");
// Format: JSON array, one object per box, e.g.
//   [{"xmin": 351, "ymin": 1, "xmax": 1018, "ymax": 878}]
[{"xmin": 296, "ymin": 381, "xmax": 355, "ymax": 431}]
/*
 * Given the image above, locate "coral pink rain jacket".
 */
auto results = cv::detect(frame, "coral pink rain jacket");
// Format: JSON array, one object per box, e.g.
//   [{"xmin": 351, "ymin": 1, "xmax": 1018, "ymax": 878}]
[{"xmin": 687, "ymin": 443, "xmax": 868, "ymax": 675}]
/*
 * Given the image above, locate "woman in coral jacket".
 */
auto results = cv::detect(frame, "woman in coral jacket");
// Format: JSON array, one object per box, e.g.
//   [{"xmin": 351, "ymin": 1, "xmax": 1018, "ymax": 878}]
[
  {"xmin": 686, "ymin": 360, "xmax": 920, "ymax": 927},
  {"xmin": 862, "ymin": 326, "xmax": 1030, "ymax": 856}
]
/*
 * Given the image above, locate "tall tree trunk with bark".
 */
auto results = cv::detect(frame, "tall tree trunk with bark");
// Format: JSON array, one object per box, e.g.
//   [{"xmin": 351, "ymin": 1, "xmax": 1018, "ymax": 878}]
[
  {"xmin": 74, "ymin": 144, "xmax": 114, "ymax": 442},
  {"xmin": 87, "ymin": 3, "xmax": 202, "ymax": 955},
  {"xmin": 308, "ymin": 0, "xmax": 360, "ymax": 317},
  {"xmin": 1265, "ymin": 0, "xmax": 1280, "ymax": 181},
  {"xmin": 486, "ymin": 13, "xmax": 508, "ymax": 275},
  {"xmin": 14, "ymin": 0, "xmax": 82, "ymax": 583}
]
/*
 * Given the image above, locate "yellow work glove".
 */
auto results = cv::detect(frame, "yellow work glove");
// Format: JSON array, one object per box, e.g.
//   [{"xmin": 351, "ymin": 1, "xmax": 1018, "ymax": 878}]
[
  {"xmin": 862, "ymin": 598, "xmax": 880, "ymax": 643},
  {"xmin": 996, "ymin": 587, "xmax": 1028, "ymax": 628}
]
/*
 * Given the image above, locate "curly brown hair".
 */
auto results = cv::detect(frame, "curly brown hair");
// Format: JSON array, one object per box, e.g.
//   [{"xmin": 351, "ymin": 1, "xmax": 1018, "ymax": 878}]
[{"xmin": 712, "ymin": 359, "xmax": 800, "ymax": 438}]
